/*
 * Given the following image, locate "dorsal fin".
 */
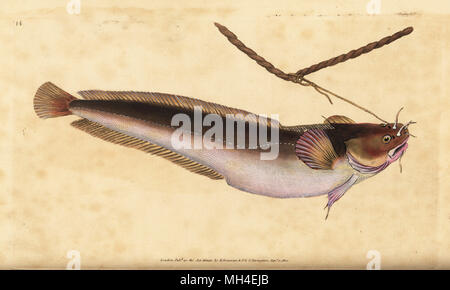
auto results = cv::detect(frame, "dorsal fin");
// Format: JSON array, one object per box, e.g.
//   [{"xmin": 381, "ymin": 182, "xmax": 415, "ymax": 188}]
[
  {"xmin": 282, "ymin": 123, "xmax": 334, "ymax": 134},
  {"xmin": 71, "ymin": 118, "xmax": 224, "ymax": 180},
  {"xmin": 77, "ymin": 90, "xmax": 277, "ymax": 128},
  {"xmin": 324, "ymin": 115, "xmax": 355, "ymax": 124},
  {"xmin": 79, "ymin": 90, "xmax": 245, "ymax": 116}
]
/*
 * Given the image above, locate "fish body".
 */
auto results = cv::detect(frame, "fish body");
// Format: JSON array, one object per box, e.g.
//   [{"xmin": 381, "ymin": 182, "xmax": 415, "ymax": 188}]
[
  {"xmin": 69, "ymin": 99, "xmax": 353, "ymax": 198},
  {"xmin": 34, "ymin": 83, "xmax": 412, "ymax": 215}
]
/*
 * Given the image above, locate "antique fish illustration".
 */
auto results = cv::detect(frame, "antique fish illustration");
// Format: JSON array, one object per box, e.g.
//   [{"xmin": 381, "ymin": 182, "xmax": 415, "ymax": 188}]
[{"xmin": 33, "ymin": 82, "xmax": 413, "ymax": 217}]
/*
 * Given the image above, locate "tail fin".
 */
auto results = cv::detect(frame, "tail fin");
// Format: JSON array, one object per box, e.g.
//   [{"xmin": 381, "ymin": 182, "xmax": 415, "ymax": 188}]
[{"xmin": 33, "ymin": 82, "xmax": 77, "ymax": 119}]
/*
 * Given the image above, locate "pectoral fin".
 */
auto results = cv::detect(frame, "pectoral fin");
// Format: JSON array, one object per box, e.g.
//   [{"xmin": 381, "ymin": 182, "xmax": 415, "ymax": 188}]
[
  {"xmin": 295, "ymin": 129, "xmax": 339, "ymax": 170},
  {"xmin": 325, "ymin": 174, "xmax": 359, "ymax": 219}
]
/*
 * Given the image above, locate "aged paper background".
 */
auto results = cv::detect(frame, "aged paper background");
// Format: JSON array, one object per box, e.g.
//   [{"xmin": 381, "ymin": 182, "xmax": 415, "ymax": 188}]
[{"xmin": 0, "ymin": 0, "xmax": 448, "ymax": 269}]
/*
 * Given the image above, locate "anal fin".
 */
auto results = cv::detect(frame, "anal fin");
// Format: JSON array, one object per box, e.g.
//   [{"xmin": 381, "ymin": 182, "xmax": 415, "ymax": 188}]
[{"xmin": 71, "ymin": 119, "xmax": 224, "ymax": 180}]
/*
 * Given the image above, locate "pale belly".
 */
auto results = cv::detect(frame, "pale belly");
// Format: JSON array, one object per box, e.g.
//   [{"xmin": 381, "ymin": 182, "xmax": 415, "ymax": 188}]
[
  {"xmin": 71, "ymin": 107, "xmax": 355, "ymax": 198},
  {"xmin": 220, "ymin": 152, "xmax": 355, "ymax": 198}
]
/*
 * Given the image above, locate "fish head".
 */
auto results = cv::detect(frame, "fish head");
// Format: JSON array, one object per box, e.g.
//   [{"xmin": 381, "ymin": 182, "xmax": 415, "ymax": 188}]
[{"xmin": 345, "ymin": 122, "xmax": 412, "ymax": 167}]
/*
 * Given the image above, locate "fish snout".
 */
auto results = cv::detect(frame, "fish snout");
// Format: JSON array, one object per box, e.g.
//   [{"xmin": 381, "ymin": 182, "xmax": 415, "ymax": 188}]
[
  {"xmin": 387, "ymin": 137, "xmax": 409, "ymax": 161},
  {"xmin": 396, "ymin": 120, "xmax": 416, "ymax": 137}
]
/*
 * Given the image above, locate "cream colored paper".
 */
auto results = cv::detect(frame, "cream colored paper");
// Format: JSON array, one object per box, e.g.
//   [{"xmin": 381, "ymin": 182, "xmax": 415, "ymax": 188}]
[{"xmin": 0, "ymin": 0, "xmax": 448, "ymax": 269}]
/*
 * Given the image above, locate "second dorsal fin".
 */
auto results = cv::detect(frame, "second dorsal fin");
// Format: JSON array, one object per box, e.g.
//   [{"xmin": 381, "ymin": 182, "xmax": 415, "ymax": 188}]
[
  {"xmin": 77, "ymin": 90, "xmax": 277, "ymax": 128},
  {"xmin": 78, "ymin": 90, "xmax": 250, "ymax": 116}
]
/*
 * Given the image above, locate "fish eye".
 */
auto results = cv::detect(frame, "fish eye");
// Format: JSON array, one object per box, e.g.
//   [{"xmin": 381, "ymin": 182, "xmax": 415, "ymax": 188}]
[{"xmin": 382, "ymin": 135, "xmax": 392, "ymax": 144}]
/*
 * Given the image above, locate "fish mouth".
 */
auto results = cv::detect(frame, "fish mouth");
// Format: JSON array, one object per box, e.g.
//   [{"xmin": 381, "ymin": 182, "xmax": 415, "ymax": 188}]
[{"xmin": 387, "ymin": 137, "xmax": 409, "ymax": 161}]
